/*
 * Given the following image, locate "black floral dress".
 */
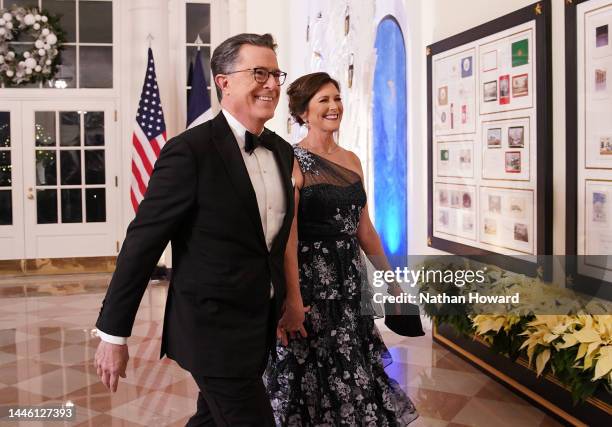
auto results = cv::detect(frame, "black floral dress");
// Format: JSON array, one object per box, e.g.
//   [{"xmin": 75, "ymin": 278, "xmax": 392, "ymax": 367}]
[{"xmin": 264, "ymin": 146, "xmax": 418, "ymax": 426}]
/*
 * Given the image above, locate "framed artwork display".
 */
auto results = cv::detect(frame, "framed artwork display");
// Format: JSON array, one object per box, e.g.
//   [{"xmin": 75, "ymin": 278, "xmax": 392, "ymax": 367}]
[
  {"xmin": 427, "ymin": 1, "xmax": 552, "ymax": 275},
  {"xmin": 566, "ymin": 0, "xmax": 612, "ymax": 300}
]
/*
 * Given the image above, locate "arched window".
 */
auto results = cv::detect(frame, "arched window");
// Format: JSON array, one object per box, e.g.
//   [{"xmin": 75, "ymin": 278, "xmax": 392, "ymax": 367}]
[{"xmin": 373, "ymin": 16, "xmax": 407, "ymax": 268}]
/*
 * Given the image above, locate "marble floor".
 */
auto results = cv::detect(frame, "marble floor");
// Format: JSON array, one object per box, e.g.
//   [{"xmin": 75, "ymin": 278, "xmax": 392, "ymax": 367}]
[{"xmin": 0, "ymin": 274, "xmax": 563, "ymax": 426}]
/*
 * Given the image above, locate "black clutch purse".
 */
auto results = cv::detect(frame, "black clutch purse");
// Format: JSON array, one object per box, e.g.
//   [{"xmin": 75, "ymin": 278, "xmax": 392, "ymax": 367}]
[{"xmin": 384, "ymin": 301, "xmax": 425, "ymax": 337}]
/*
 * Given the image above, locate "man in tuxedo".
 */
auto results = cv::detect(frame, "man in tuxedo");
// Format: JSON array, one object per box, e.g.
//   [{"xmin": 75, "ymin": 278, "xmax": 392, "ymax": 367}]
[{"xmin": 94, "ymin": 33, "xmax": 305, "ymax": 426}]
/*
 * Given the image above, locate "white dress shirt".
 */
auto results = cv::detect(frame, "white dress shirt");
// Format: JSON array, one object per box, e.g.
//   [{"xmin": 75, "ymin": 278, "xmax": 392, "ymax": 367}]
[{"xmin": 97, "ymin": 110, "xmax": 286, "ymax": 345}]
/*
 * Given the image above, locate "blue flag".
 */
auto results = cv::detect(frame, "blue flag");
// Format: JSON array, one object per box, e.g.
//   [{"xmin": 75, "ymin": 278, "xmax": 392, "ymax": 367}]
[{"xmin": 187, "ymin": 50, "xmax": 212, "ymax": 129}]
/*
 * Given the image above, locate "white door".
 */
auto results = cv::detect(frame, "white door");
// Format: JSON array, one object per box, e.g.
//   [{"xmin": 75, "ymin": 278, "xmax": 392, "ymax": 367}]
[
  {"xmin": 21, "ymin": 101, "xmax": 120, "ymax": 259},
  {"xmin": 0, "ymin": 103, "xmax": 25, "ymax": 259}
]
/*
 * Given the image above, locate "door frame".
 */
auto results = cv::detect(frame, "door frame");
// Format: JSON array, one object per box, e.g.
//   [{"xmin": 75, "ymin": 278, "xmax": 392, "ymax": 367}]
[
  {"xmin": 0, "ymin": 102, "xmax": 25, "ymax": 260},
  {"xmin": 0, "ymin": 99, "xmax": 121, "ymax": 260}
]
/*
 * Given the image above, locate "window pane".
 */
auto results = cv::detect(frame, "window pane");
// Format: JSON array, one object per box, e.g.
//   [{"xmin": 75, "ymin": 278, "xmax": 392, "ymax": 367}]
[
  {"xmin": 0, "ymin": 151, "xmax": 11, "ymax": 187},
  {"xmin": 86, "ymin": 188, "xmax": 105, "ymax": 222},
  {"xmin": 35, "ymin": 112, "xmax": 56, "ymax": 147},
  {"xmin": 49, "ymin": 45, "xmax": 76, "ymax": 89},
  {"xmin": 7, "ymin": 42, "xmax": 33, "ymax": 56},
  {"xmin": 186, "ymin": 46, "xmax": 211, "ymax": 84},
  {"xmin": 84, "ymin": 111, "xmax": 104, "ymax": 146},
  {"xmin": 186, "ymin": 3, "xmax": 210, "ymax": 44},
  {"xmin": 10, "ymin": 0, "xmax": 36, "ymax": 7},
  {"xmin": 0, "ymin": 190, "xmax": 12, "ymax": 225},
  {"xmin": 36, "ymin": 150, "xmax": 57, "ymax": 186},
  {"xmin": 61, "ymin": 189, "xmax": 82, "ymax": 223},
  {"xmin": 85, "ymin": 150, "xmax": 104, "ymax": 184},
  {"xmin": 42, "ymin": 0, "xmax": 76, "ymax": 43},
  {"xmin": 60, "ymin": 150, "xmax": 81, "ymax": 185},
  {"xmin": 0, "ymin": 112, "xmax": 9, "ymax": 147},
  {"xmin": 60, "ymin": 112, "xmax": 80, "ymax": 146},
  {"xmin": 37, "ymin": 189, "xmax": 58, "ymax": 224},
  {"xmin": 79, "ymin": 0, "xmax": 112, "ymax": 43},
  {"xmin": 80, "ymin": 46, "xmax": 113, "ymax": 88}
]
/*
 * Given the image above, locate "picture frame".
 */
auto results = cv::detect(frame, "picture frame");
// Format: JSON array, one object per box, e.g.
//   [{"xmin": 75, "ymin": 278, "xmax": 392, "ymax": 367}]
[
  {"xmin": 428, "ymin": 1, "xmax": 552, "ymax": 275},
  {"xmin": 483, "ymin": 80, "xmax": 498, "ymax": 102},
  {"xmin": 508, "ymin": 126, "xmax": 525, "ymax": 148},
  {"xmin": 487, "ymin": 127, "xmax": 502, "ymax": 148},
  {"xmin": 565, "ymin": 0, "xmax": 612, "ymax": 300},
  {"xmin": 512, "ymin": 73, "xmax": 529, "ymax": 97},
  {"xmin": 505, "ymin": 151, "xmax": 522, "ymax": 173}
]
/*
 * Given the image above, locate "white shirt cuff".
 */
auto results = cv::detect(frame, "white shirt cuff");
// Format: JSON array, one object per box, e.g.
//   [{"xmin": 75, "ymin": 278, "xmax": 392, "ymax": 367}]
[{"xmin": 96, "ymin": 329, "xmax": 128, "ymax": 345}]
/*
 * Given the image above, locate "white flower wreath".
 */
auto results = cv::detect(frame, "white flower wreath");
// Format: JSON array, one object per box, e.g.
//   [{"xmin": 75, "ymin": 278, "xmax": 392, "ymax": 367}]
[{"xmin": 0, "ymin": 5, "xmax": 63, "ymax": 86}]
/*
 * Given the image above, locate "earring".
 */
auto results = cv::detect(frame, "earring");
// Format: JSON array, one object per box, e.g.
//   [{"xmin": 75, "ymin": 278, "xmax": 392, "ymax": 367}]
[{"xmin": 305, "ymin": 120, "xmax": 310, "ymax": 129}]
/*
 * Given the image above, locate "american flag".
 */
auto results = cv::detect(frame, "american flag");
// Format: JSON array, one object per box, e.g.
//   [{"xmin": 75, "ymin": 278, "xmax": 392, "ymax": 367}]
[{"xmin": 130, "ymin": 48, "xmax": 167, "ymax": 212}]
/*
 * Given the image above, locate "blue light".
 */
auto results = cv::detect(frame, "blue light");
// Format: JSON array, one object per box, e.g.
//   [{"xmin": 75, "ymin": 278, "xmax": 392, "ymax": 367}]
[{"xmin": 373, "ymin": 17, "xmax": 408, "ymax": 269}]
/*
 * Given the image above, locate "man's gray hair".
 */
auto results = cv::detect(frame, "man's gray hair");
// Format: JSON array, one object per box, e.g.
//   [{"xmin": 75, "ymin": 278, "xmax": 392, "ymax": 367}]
[{"xmin": 211, "ymin": 33, "xmax": 277, "ymax": 101}]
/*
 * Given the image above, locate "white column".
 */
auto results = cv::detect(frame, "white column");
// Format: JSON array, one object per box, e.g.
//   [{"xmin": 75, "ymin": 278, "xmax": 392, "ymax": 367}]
[
  {"xmin": 120, "ymin": 0, "xmax": 175, "ymax": 267},
  {"xmin": 244, "ymin": 0, "xmax": 291, "ymax": 140},
  {"xmin": 227, "ymin": 0, "xmax": 247, "ymax": 37}
]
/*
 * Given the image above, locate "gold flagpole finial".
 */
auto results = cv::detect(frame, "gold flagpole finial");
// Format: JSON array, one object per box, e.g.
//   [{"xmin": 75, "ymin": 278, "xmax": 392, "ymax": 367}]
[{"xmin": 535, "ymin": 3, "xmax": 543, "ymax": 15}]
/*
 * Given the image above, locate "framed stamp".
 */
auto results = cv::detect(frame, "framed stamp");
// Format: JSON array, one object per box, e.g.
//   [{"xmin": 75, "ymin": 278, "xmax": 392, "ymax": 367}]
[
  {"xmin": 512, "ymin": 73, "xmax": 529, "ymax": 97},
  {"xmin": 505, "ymin": 151, "xmax": 522, "ymax": 173},
  {"xmin": 483, "ymin": 80, "xmax": 498, "ymax": 102},
  {"xmin": 482, "ymin": 50, "xmax": 498, "ymax": 71},
  {"xmin": 508, "ymin": 126, "xmax": 525, "ymax": 148},
  {"xmin": 487, "ymin": 128, "xmax": 502, "ymax": 148}
]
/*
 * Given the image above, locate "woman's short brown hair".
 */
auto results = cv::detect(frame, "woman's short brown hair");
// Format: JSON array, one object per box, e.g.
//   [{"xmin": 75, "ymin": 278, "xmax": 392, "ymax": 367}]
[{"xmin": 287, "ymin": 72, "xmax": 340, "ymax": 125}]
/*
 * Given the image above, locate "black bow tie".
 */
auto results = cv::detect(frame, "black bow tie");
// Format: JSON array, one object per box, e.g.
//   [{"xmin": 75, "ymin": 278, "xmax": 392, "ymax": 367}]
[{"xmin": 245, "ymin": 130, "xmax": 273, "ymax": 155}]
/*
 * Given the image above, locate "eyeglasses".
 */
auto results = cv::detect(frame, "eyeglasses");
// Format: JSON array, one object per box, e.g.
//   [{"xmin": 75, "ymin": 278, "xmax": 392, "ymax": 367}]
[{"xmin": 225, "ymin": 67, "xmax": 287, "ymax": 85}]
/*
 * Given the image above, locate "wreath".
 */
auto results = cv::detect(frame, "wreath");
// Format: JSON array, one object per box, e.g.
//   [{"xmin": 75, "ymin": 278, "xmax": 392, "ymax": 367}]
[{"xmin": 0, "ymin": 5, "xmax": 65, "ymax": 86}]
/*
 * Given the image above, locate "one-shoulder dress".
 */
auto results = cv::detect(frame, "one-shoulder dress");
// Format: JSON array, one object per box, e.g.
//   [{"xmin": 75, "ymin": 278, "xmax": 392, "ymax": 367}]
[{"xmin": 264, "ymin": 146, "xmax": 418, "ymax": 426}]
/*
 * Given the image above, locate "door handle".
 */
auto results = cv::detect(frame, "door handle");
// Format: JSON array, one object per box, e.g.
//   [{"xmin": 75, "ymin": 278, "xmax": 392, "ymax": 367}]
[{"xmin": 26, "ymin": 188, "xmax": 34, "ymax": 200}]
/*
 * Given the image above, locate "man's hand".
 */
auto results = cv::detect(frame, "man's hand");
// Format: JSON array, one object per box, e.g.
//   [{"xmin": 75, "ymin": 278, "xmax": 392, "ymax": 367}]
[
  {"xmin": 277, "ymin": 298, "xmax": 310, "ymax": 346},
  {"xmin": 94, "ymin": 341, "xmax": 129, "ymax": 392}
]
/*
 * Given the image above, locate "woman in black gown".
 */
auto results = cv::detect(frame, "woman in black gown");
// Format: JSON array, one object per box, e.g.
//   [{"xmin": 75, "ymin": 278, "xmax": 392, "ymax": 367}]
[{"xmin": 265, "ymin": 72, "xmax": 418, "ymax": 426}]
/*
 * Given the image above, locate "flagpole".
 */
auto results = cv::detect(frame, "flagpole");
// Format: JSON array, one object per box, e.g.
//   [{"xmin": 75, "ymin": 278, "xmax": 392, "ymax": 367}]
[
  {"xmin": 194, "ymin": 35, "xmax": 203, "ymax": 52},
  {"xmin": 186, "ymin": 34, "xmax": 212, "ymax": 129}
]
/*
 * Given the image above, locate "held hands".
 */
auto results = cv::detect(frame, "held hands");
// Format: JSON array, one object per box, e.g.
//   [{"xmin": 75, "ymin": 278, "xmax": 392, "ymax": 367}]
[
  {"xmin": 277, "ymin": 296, "xmax": 310, "ymax": 346},
  {"xmin": 94, "ymin": 340, "xmax": 129, "ymax": 392}
]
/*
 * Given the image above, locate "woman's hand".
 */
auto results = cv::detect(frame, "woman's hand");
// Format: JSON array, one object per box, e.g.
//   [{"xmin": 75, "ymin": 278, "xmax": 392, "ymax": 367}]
[
  {"xmin": 387, "ymin": 281, "xmax": 404, "ymax": 315},
  {"xmin": 277, "ymin": 296, "xmax": 310, "ymax": 346}
]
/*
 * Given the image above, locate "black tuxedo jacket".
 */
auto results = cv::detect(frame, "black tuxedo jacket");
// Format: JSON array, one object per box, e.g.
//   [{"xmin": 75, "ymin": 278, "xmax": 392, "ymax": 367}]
[{"xmin": 96, "ymin": 112, "xmax": 295, "ymax": 378}]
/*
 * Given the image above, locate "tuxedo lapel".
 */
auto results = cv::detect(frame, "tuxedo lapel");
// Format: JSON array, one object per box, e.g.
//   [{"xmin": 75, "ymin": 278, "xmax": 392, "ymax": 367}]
[{"xmin": 211, "ymin": 113, "xmax": 266, "ymax": 247}]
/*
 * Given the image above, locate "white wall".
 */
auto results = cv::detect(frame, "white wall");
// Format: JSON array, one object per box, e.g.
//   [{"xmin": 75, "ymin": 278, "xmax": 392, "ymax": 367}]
[
  {"xmin": 244, "ymin": 0, "xmax": 292, "ymax": 140},
  {"xmin": 280, "ymin": 0, "xmax": 438, "ymax": 257}
]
